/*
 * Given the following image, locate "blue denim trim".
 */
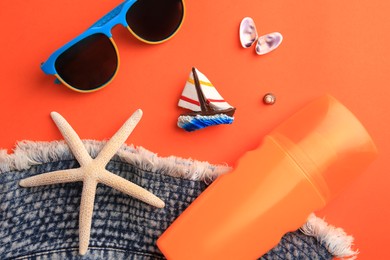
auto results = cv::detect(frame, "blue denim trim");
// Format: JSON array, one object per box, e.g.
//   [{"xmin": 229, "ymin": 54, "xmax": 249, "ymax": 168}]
[{"xmin": 0, "ymin": 158, "xmax": 332, "ymax": 259}]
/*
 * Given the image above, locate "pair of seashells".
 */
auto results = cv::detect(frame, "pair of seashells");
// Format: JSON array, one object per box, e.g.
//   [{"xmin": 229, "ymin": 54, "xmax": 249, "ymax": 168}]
[{"xmin": 239, "ymin": 17, "xmax": 283, "ymax": 55}]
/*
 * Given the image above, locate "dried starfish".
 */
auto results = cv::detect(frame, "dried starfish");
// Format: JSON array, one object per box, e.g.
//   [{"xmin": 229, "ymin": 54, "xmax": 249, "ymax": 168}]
[{"xmin": 19, "ymin": 109, "xmax": 165, "ymax": 255}]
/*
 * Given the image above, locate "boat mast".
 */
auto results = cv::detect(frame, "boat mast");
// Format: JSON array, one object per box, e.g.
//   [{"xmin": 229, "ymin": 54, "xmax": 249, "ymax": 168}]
[{"xmin": 192, "ymin": 67, "xmax": 213, "ymax": 113}]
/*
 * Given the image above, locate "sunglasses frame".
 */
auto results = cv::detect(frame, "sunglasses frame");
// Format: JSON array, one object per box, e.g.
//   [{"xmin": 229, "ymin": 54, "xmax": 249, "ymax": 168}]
[{"xmin": 41, "ymin": 0, "xmax": 185, "ymax": 93}]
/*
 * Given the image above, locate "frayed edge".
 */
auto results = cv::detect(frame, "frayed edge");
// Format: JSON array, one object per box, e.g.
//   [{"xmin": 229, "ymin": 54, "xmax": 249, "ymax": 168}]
[
  {"xmin": 300, "ymin": 214, "xmax": 358, "ymax": 259},
  {"xmin": 0, "ymin": 140, "xmax": 231, "ymax": 182}
]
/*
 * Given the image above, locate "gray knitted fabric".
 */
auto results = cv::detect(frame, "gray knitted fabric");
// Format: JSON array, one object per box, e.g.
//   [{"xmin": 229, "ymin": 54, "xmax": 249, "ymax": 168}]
[{"xmin": 0, "ymin": 143, "xmax": 334, "ymax": 259}]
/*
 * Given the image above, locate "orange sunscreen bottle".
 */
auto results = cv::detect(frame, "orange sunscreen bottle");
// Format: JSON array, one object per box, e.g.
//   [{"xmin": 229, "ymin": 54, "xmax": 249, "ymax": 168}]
[{"xmin": 157, "ymin": 95, "xmax": 378, "ymax": 259}]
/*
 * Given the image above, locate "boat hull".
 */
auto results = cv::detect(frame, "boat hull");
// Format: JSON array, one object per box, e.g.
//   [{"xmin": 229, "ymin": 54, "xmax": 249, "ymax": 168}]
[{"xmin": 177, "ymin": 113, "xmax": 235, "ymax": 132}]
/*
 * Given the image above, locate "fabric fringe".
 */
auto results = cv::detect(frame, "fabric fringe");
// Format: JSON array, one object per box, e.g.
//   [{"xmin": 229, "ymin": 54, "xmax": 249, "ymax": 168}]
[
  {"xmin": 0, "ymin": 140, "xmax": 231, "ymax": 183},
  {"xmin": 301, "ymin": 214, "xmax": 358, "ymax": 259}
]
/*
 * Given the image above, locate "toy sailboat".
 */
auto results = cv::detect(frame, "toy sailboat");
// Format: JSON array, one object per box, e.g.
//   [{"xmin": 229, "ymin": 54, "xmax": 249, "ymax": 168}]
[{"xmin": 177, "ymin": 67, "xmax": 236, "ymax": 131}]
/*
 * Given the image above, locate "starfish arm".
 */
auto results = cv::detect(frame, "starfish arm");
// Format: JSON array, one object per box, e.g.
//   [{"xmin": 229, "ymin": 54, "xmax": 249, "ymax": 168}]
[
  {"xmin": 19, "ymin": 168, "xmax": 83, "ymax": 187},
  {"xmin": 99, "ymin": 169, "xmax": 165, "ymax": 208},
  {"xmin": 51, "ymin": 112, "xmax": 92, "ymax": 166},
  {"xmin": 95, "ymin": 109, "xmax": 143, "ymax": 167},
  {"xmin": 78, "ymin": 178, "xmax": 98, "ymax": 255}
]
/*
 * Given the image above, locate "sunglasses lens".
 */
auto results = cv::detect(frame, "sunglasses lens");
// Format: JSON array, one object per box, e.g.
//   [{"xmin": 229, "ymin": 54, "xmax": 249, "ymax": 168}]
[
  {"xmin": 55, "ymin": 33, "xmax": 118, "ymax": 91},
  {"xmin": 126, "ymin": 0, "xmax": 184, "ymax": 42}
]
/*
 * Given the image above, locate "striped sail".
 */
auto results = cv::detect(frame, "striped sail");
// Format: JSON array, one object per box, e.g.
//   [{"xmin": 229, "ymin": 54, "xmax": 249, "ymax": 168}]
[{"xmin": 178, "ymin": 68, "xmax": 233, "ymax": 112}]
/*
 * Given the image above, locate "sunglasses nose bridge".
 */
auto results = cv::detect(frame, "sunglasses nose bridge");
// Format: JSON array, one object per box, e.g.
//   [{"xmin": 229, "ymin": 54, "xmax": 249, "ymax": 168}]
[
  {"xmin": 106, "ymin": 20, "xmax": 129, "ymax": 37},
  {"xmin": 90, "ymin": 0, "xmax": 133, "ymax": 37},
  {"xmin": 98, "ymin": 15, "xmax": 130, "ymax": 39}
]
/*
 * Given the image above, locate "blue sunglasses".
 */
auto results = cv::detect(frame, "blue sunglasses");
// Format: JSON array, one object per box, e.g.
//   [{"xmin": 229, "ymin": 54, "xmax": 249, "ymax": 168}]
[{"xmin": 41, "ymin": 0, "xmax": 185, "ymax": 93}]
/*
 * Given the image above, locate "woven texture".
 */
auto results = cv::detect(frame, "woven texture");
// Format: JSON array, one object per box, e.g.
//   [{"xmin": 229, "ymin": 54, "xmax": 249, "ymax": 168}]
[
  {"xmin": 18, "ymin": 110, "xmax": 165, "ymax": 255},
  {"xmin": 0, "ymin": 158, "xmax": 333, "ymax": 259}
]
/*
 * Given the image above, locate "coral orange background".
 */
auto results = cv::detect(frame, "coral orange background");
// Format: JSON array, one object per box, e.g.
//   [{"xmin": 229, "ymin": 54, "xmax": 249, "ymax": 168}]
[{"xmin": 1, "ymin": 0, "xmax": 389, "ymax": 258}]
